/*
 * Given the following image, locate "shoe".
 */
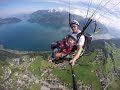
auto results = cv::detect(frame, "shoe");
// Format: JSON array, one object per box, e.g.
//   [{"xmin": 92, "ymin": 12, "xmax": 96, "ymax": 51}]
[{"xmin": 48, "ymin": 57, "xmax": 54, "ymax": 62}]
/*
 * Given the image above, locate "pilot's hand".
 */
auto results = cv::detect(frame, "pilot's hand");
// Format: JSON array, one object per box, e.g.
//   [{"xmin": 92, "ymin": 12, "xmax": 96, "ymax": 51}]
[{"xmin": 69, "ymin": 59, "xmax": 76, "ymax": 66}]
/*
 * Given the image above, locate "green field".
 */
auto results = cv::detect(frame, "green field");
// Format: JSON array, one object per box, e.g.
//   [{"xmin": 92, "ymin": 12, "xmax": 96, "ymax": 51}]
[
  {"xmin": 30, "ymin": 84, "xmax": 41, "ymax": 90},
  {"xmin": 52, "ymin": 50, "xmax": 101, "ymax": 90},
  {"xmin": 28, "ymin": 56, "xmax": 43, "ymax": 77},
  {"xmin": 27, "ymin": 44, "xmax": 120, "ymax": 90},
  {"xmin": 28, "ymin": 49, "xmax": 103, "ymax": 89}
]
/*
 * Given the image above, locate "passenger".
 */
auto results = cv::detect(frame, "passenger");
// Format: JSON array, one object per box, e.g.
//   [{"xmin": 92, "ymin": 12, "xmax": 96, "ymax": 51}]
[{"xmin": 49, "ymin": 34, "xmax": 77, "ymax": 61}]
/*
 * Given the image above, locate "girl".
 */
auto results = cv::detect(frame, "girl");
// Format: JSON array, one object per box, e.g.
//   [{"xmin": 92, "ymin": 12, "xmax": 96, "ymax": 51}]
[{"xmin": 49, "ymin": 34, "xmax": 77, "ymax": 61}]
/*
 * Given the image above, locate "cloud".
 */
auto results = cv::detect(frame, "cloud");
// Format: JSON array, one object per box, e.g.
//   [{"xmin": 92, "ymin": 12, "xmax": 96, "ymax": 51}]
[{"xmin": 92, "ymin": 33, "xmax": 115, "ymax": 40}]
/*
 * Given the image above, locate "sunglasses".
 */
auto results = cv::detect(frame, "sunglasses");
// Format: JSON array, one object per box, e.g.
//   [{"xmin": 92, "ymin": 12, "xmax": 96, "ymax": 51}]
[{"xmin": 71, "ymin": 26, "xmax": 77, "ymax": 28}]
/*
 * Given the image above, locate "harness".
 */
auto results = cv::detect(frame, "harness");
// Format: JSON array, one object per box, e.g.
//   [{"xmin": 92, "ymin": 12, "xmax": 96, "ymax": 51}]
[
  {"xmin": 58, "ymin": 40, "xmax": 74, "ymax": 54},
  {"xmin": 77, "ymin": 32, "xmax": 92, "ymax": 50},
  {"xmin": 51, "ymin": 39, "xmax": 74, "ymax": 55}
]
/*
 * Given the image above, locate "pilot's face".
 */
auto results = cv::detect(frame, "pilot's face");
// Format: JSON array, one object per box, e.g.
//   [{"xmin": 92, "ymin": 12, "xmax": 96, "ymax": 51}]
[{"xmin": 71, "ymin": 24, "xmax": 79, "ymax": 33}]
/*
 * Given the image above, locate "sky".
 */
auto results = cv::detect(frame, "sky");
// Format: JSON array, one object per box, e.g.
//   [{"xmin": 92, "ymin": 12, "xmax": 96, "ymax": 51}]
[
  {"xmin": 0, "ymin": 0, "xmax": 120, "ymax": 17},
  {"xmin": 0, "ymin": 0, "xmax": 69, "ymax": 17},
  {"xmin": 0, "ymin": 0, "xmax": 120, "ymax": 38}
]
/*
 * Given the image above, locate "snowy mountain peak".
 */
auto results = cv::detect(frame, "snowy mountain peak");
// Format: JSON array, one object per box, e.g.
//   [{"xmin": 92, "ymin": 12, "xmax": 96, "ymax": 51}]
[{"xmin": 48, "ymin": 9, "xmax": 65, "ymax": 13}]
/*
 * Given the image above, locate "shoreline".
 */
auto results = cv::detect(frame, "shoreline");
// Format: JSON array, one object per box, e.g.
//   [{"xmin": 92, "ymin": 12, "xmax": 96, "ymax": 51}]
[{"xmin": 0, "ymin": 44, "xmax": 50, "ymax": 54}]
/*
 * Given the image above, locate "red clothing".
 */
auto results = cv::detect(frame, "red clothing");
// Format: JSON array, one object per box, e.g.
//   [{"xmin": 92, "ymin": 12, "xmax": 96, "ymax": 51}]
[{"xmin": 58, "ymin": 40, "xmax": 73, "ymax": 54}]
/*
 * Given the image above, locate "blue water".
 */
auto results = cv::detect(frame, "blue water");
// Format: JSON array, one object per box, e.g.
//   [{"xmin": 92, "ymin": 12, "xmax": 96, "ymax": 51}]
[{"xmin": 0, "ymin": 20, "xmax": 69, "ymax": 51}]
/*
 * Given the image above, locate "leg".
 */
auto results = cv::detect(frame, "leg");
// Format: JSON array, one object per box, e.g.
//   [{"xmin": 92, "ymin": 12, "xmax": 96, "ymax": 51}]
[
  {"xmin": 51, "ymin": 48, "xmax": 58, "ymax": 59},
  {"xmin": 49, "ymin": 48, "xmax": 58, "ymax": 61},
  {"xmin": 55, "ymin": 52, "xmax": 62, "ymax": 60}
]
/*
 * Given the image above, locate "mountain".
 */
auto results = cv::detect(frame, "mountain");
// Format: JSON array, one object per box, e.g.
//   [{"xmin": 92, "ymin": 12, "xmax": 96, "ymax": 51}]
[
  {"xmin": 91, "ymin": 38, "xmax": 120, "ymax": 50},
  {"xmin": 28, "ymin": 9, "xmax": 108, "ymax": 34},
  {"xmin": 0, "ymin": 17, "xmax": 21, "ymax": 25},
  {"xmin": 28, "ymin": 9, "xmax": 69, "ymax": 25},
  {"xmin": 89, "ymin": 39, "xmax": 120, "ymax": 64}
]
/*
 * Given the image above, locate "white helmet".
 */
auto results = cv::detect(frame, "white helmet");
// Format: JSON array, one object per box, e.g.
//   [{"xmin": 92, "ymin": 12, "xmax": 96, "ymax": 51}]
[{"xmin": 70, "ymin": 20, "xmax": 79, "ymax": 26}]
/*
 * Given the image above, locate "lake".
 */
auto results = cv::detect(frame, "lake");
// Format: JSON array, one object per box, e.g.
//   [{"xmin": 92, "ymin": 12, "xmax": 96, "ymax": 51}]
[{"xmin": 0, "ymin": 20, "xmax": 69, "ymax": 51}]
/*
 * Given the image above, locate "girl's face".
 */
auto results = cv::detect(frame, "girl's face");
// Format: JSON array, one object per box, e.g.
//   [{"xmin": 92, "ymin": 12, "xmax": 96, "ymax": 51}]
[{"xmin": 67, "ymin": 37, "xmax": 76, "ymax": 46}]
